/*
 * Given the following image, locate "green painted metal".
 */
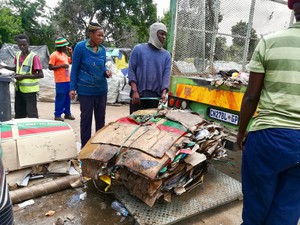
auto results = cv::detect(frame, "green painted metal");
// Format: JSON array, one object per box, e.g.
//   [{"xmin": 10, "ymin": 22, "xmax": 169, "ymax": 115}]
[{"xmin": 167, "ymin": 0, "xmax": 177, "ymax": 53}]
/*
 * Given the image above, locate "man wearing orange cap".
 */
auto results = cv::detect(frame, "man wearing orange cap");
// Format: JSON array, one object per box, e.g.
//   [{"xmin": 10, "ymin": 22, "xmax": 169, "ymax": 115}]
[
  {"xmin": 237, "ymin": 1, "xmax": 300, "ymax": 224},
  {"xmin": 49, "ymin": 37, "xmax": 75, "ymax": 121}
]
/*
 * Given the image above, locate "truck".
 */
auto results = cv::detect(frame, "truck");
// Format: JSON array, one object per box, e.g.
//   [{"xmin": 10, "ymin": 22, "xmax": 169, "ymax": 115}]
[{"xmin": 166, "ymin": 0, "xmax": 293, "ymax": 130}]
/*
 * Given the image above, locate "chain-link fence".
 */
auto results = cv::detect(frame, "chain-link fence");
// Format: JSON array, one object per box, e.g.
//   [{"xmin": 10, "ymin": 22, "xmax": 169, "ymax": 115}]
[{"xmin": 170, "ymin": 0, "xmax": 293, "ymax": 75}]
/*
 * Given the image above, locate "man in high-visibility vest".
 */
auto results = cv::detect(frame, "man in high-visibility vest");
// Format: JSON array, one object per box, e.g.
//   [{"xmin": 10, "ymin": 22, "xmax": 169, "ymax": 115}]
[{"xmin": 0, "ymin": 34, "xmax": 44, "ymax": 118}]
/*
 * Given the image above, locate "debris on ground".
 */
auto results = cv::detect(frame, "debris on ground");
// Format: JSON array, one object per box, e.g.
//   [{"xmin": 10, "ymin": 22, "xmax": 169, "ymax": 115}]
[
  {"xmin": 111, "ymin": 200, "xmax": 129, "ymax": 217},
  {"xmin": 17, "ymin": 199, "xmax": 35, "ymax": 208},
  {"xmin": 79, "ymin": 108, "xmax": 228, "ymax": 207},
  {"xmin": 45, "ymin": 210, "xmax": 55, "ymax": 216},
  {"xmin": 79, "ymin": 192, "xmax": 87, "ymax": 201}
]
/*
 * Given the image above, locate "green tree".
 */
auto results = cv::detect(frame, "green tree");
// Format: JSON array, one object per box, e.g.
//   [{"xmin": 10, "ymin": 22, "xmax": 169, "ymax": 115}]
[
  {"xmin": 51, "ymin": 0, "xmax": 157, "ymax": 48},
  {"xmin": 231, "ymin": 20, "xmax": 258, "ymax": 61},
  {"xmin": 214, "ymin": 36, "xmax": 227, "ymax": 60},
  {"xmin": 7, "ymin": 0, "xmax": 55, "ymax": 47},
  {"xmin": 0, "ymin": 6, "xmax": 23, "ymax": 47}
]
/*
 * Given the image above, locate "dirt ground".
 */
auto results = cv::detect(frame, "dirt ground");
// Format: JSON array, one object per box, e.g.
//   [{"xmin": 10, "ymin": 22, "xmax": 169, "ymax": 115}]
[{"xmin": 12, "ymin": 101, "xmax": 244, "ymax": 225}]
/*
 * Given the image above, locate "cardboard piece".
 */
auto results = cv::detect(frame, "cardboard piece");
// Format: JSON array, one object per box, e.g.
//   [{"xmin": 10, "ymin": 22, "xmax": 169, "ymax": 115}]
[
  {"xmin": 48, "ymin": 161, "xmax": 71, "ymax": 174},
  {"xmin": 1, "ymin": 118, "xmax": 78, "ymax": 172},
  {"xmin": 7, "ymin": 168, "xmax": 32, "ymax": 189},
  {"xmin": 91, "ymin": 122, "xmax": 182, "ymax": 158},
  {"xmin": 184, "ymin": 152, "xmax": 207, "ymax": 166}
]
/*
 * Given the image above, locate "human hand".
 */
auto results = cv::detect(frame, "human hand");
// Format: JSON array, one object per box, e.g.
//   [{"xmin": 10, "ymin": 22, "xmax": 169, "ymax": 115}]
[
  {"xmin": 61, "ymin": 64, "xmax": 69, "ymax": 69},
  {"xmin": 161, "ymin": 92, "xmax": 167, "ymax": 104},
  {"xmin": 236, "ymin": 131, "xmax": 247, "ymax": 150},
  {"xmin": 106, "ymin": 70, "xmax": 112, "ymax": 78},
  {"xmin": 14, "ymin": 74, "xmax": 24, "ymax": 81},
  {"xmin": 132, "ymin": 91, "xmax": 140, "ymax": 105},
  {"xmin": 69, "ymin": 90, "xmax": 76, "ymax": 100}
]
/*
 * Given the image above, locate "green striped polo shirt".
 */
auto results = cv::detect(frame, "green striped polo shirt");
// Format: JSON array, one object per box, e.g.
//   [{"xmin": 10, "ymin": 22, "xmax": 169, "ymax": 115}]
[{"xmin": 247, "ymin": 21, "xmax": 300, "ymax": 132}]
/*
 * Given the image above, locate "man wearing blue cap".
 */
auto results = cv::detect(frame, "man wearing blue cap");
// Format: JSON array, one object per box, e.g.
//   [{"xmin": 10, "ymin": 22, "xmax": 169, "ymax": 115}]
[
  {"xmin": 49, "ymin": 37, "xmax": 75, "ymax": 121},
  {"xmin": 237, "ymin": 1, "xmax": 300, "ymax": 224}
]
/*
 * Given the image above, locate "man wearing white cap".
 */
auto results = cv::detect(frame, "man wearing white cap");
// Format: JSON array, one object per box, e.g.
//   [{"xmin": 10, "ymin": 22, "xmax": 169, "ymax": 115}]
[
  {"xmin": 237, "ymin": 0, "xmax": 300, "ymax": 224},
  {"xmin": 128, "ymin": 22, "xmax": 171, "ymax": 114}
]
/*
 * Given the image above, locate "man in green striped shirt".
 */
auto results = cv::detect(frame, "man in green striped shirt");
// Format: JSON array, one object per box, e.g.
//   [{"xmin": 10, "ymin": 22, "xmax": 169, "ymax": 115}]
[{"xmin": 237, "ymin": 0, "xmax": 300, "ymax": 224}]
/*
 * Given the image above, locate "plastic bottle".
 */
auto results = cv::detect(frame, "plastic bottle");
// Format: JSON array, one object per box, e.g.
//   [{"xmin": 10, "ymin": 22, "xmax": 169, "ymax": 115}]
[{"xmin": 111, "ymin": 200, "xmax": 128, "ymax": 217}]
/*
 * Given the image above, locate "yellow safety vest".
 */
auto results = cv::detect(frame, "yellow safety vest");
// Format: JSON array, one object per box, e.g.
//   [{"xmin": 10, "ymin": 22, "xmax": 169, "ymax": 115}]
[{"xmin": 16, "ymin": 51, "xmax": 39, "ymax": 93}]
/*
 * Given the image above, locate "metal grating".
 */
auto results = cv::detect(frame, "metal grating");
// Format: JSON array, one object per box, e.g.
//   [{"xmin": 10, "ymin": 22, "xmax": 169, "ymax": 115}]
[{"xmin": 112, "ymin": 167, "xmax": 242, "ymax": 225}]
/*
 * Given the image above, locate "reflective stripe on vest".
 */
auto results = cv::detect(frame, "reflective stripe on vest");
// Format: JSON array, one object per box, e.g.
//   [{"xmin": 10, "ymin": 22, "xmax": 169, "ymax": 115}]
[{"xmin": 16, "ymin": 51, "xmax": 39, "ymax": 93}]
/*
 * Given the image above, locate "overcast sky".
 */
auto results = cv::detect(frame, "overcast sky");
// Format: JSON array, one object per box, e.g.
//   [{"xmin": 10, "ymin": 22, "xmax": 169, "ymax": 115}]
[
  {"xmin": 45, "ymin": 0, "xmax": 170, "ymax": 17},
  {"xmin": 45, "ymin": 0, "xmax": 292, "ymax": 37},
  {"xmin": 218, "ymin": 0, "xmax": 292, "ymax": 36}
]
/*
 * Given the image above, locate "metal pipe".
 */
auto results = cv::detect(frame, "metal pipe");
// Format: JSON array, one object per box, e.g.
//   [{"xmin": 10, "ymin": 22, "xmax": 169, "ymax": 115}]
[{"xmin": 9, "ymin": 175, "xmax": 80, "ymax": 204}]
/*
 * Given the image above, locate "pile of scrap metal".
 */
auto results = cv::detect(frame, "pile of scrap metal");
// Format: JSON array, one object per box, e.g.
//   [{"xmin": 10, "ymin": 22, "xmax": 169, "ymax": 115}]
[{"xmin": 79, "ymin": 108, "xmax": 228, "ymax": 207}]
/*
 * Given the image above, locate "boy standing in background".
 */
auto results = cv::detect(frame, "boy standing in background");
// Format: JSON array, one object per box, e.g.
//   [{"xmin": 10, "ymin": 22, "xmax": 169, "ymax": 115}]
[{"xmin": 49, "ymin": 37, "xmax": 75, "ymax": 121}]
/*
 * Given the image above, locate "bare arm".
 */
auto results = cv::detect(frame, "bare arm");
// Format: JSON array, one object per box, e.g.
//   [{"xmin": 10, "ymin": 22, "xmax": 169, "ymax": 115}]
[
  {"xmin": 236, "ymin": 72, "xmax": 264, "ymax": 149},
  {"xmin": 15, "ymin": 69, "xmax": 44, "ymax": 81},
  {"xmin": 49, "ymin": 64, "xmax": 69, "ymax": 70},
  {"xmin": 130, "ymin": 81, "xmax": 140, "ymax": 105},
  {"xmin": 0, "ymin": 64, "xmax": 16, "ymax": 71}
]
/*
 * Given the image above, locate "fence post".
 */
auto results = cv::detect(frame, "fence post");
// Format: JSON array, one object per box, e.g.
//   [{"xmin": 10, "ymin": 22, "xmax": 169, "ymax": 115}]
[{"xmin": 242, "ymin": 0, "xmax": 256, "ymax": 71}]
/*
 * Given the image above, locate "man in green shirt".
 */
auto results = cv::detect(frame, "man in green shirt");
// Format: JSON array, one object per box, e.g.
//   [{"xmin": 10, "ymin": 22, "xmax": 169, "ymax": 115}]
[{"xmin": 237, "ymin": 0, "xmax": 300, "ymax": 224}]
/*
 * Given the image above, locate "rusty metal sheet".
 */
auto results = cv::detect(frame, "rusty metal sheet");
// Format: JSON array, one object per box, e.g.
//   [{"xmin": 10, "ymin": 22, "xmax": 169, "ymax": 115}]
[
  {"xmin": 115, "ymin": 149, "xmax": 170, "ymax": 180},
  {"xmin": 112, "ymin": 167, "xmax": 242, "ymax": 225}
]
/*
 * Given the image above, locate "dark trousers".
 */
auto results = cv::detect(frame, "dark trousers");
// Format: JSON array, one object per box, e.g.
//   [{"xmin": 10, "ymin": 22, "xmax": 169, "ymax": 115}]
[
  {"xmin": 78, "ymin": 95, "xmax": 107, "ymax": 148},
  {"xmin": 0, "ymin": 160, "xmax": 14, "ymax": 225},
  {"xmin": 54, "ymin": 82, "xmax": 71, "ymax": 117},
  {"xmin": 242, "ymin": 128, "xmax": 300, "ymax": 225},
  {"xmin": 15, "ymin": 90, "xmax": 38, "ymax": 118},
  {"xmin": 129, "ymin": 99, "xmax": 160, "ymax": 114}
]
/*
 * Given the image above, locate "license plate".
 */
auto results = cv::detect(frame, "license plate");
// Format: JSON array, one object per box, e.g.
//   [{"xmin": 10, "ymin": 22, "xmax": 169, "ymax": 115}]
[{"xmin": 208, "ymin": 108, "xmax": 239, "ymax": 125}]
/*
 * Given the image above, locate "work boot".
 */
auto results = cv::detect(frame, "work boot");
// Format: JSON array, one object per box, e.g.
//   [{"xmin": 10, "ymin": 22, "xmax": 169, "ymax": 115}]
[
  {"xmin": 64, "ymin": 114, "xmax": 75, "ymax": 120},
  {"xmin": 54, "ymin": 117, "xmax": 64, "ymax": 122}
]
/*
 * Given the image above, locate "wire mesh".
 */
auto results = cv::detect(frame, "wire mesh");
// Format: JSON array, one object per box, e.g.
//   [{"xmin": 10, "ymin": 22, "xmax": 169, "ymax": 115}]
[{"xmin": 171, "ymin": 0, "xmax": 292, "ymax": 75}]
